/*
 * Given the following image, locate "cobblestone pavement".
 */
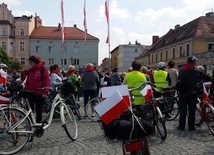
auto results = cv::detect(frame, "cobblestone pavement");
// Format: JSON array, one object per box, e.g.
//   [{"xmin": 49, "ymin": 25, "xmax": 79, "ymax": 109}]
[{"xmin": 16, "ymin": 103, "xmax": 214, "ymax": 155}]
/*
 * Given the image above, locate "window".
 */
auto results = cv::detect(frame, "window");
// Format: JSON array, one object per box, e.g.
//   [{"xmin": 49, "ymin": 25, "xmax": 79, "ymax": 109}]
[
  {"xmin": 152, "ymin": 55, "xmax": 154, "ymax": 63},
  {"xmin": 10, "ymin": 42, "xmax": 14, "ymax": 51},
  {"xmin": 73, "ymin": 59, "xmax": 79, "ymax": 65},
  {"xmin": 2, "ymin": 42, "xmax": 6, "ymax": 50},
  {"xmin": 165, "ymin": 50, "xmax": 168, "ymax": 60},
  {"xmin": 155, "ymin": 53, "xmax": 158, "ymax": 62},
  {"xmin": 48, "ymin": 59, "xmax": 54, "ymax": 65},
  {"xmin": 36, "ymin": 46, "xmax": 41, "ymax": 53},
  {"xmin": 61, "ymin": 59, "xmax": 67, "ymax": 66},
  {"xmin": 20, "ymin": 57, "xmax": 26, "ymax": 66},
  {"xmin": 208, "ymin": 43, "xmax": 214, "ymax": 52},
  {"xmin": 62, "ymin": 46, "xmax": 67, "ymax": 53},
  {"xmin": 73, "ymin": 46, "xmax": 79, "ymax": 54},
  {"xmin": 2, "ymin": 10, "xmax": 5, "ymax": 19},
  {"xmin": 160, "ymin": 52, "xmax": 162, "ymax": 61},
  {"xmin": 172, "ymin": 48, "xmax": 175, "ymax": 59},
  {"xmin": 20, "ymin": 42, "xmax": 24, "ymax": 51},
  {"xmin": 20, "ymin": 28, "xmax": 24, "ymax": 36},
  {"xmin": 49, "ymin": 46, "xmax": 54, "ymax": 53},
  {"xmin": 179, "ymin": 46, "xmax": 183, "ymax": 57},
  {"xmin": 2, "ymin": 28, "xmax": 6, "ymax": 35},
  {"xmin": 186, "ymin": 44, "xmax": 190, "ymax": 56}
]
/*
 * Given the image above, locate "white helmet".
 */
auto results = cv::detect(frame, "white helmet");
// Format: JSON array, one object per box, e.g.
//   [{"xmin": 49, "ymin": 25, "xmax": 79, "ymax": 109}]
[
  {"xmin": 157, "ymin": 62, "xmax": 166, "ymax": 68},
  {"xmin": 0, "ymin": 64, "xmax": 8, "ymax": 69}
]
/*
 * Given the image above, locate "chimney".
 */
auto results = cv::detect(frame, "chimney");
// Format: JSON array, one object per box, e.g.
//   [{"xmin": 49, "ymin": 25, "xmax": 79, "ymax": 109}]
[
  {"xmin": 58, "ymin": 23, "xmax": 61, "ymax": 31},
  {"xmin": 74, "ymin": 24, "xmax": 77, "ymax": 28},
  {"xmin": 175, "ymin": 24, "xmax": 180, "ymax": 30},
  {"xmin": 152, "ymin": 36, "xmax": 159, "ymax": 45},
  {"xmin": 206, "ymin": 12, "xmax": 214, "ymax": 17}
]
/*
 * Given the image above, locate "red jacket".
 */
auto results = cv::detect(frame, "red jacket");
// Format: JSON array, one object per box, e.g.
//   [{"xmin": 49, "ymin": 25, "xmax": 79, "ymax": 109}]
[{"xmin": 24, "ymin": 61, "xmax": 50, "ymax": 95}]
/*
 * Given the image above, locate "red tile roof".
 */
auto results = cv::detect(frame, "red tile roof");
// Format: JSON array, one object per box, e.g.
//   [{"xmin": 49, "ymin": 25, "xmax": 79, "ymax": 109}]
[{"xmin": 30, "ymin": 26, "xmax": 99, "ymax": 41}]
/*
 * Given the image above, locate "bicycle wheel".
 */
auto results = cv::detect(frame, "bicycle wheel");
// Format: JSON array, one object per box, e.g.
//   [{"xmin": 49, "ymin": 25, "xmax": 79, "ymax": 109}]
[
  {"xmin": 204, "ymin": 104, "xmax": 214, "ymax": 134},
  {"xmin": 0, "ymin": 107, "xmax": 32, "ymax": 155},
  {"xmin": 61, "ymin": 105, "xmax": 78, "ymax": 141},
  {"xmin": 86, "ymin": 97, "xmax": 102, "ymax": 122},
  {"xmin": 164, "ymin": 97, "xmax": 179, "ymax": 121},
  {"xmin": 65, "ymin": 95, "xmax": 81, "ymax": 120},
  {"xmin": 195, "ymin": 108, "xmax": 203, "ymax": 126},
  {"xmin": 155, "ymin": 107, "xmax": 167, "ymax": 140}
]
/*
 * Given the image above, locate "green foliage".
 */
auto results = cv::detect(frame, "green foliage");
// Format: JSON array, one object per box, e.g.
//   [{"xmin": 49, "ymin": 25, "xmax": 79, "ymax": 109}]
[{"xmin": 0, "ymin": 47, "xmax": 22, "ymax": 70}]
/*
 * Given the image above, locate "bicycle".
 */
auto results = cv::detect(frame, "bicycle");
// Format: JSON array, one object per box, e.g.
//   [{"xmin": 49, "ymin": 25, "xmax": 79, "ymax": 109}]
[
  {"xmin": 0, "ymin": 87, "xmax": 78, "ymax": 155},
  {"xmin": 85, "ymin": 97, "xmax": 102, "ymax": 122},
  {"xmin": 161, "ymin": 87, "xmax": 179, "ymax": 121},
  {"xmin": 194, "ymin": 82, "xmax": 214, "ymax": 134}
]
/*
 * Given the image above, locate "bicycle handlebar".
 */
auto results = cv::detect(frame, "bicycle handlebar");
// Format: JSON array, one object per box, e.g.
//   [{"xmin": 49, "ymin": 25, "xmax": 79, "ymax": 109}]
[{"xmin": 129, "ymin": 81, "xmax": 156, "ymax": 92}]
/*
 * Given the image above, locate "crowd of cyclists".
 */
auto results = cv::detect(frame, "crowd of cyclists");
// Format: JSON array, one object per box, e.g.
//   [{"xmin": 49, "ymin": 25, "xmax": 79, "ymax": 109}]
[{"xmin": 1, "ymin": 54, "xmax": 214, "ymax": 127}]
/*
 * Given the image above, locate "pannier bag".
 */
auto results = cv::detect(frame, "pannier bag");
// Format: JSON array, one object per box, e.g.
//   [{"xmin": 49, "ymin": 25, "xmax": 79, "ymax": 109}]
[{"xmin": 101, "ymin": 118, "xmax": 154, "ymax": 140}]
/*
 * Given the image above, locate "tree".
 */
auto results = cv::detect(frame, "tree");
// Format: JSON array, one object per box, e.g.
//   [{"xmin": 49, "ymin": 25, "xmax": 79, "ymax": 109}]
[{"xmin": 0, "ymin": 47, "xmax": 22, "ymax": 70}]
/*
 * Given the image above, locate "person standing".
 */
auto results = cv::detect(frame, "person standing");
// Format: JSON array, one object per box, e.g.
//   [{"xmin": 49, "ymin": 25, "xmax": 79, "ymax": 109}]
[
  {"xmin": 177, "ymin": 56, "xmax": 199, "ymax": 131},
  {"xmin": 82, "ymin": 63, "xmax": 99, "ymax": 117},
  {"xmin": 110, "ymin": 68, "xmax": 122, "ymax": 86},
  {"xmin": 50, "ymin": 64, "xmax": 63, "ymax": 91},
  {"xmin": 167, "ymin": 61, "xmax": 178, "ymax": 88},
  {"xmin": 67, "ymin": 65, "xmax": 79, "ymax": 100},
  {"xmin": 24, "ymin": 54, "xmax": 50, "ymax": 123},
  {"xmin": 123, "ymin": 61, "xmax": 147, "ymax": 105},
  {"xmin": 153, "ymin": 62, "xmax": 171, "ymax": 98}
]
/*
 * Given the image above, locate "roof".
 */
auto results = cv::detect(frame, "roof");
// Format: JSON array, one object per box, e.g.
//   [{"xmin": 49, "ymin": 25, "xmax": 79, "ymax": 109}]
[
  {"xmin": 150, "ymin": 13, "xmax": 214, "ymax": 51},
  {"xmin": 30, "ymin": 25, "xmax": 99, "ymax": 41}
]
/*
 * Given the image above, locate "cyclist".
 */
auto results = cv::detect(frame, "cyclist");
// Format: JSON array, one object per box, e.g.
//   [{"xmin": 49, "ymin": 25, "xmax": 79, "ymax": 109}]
[
  {"xmin": 123, "ymin": 60, "xmax": 147, "ymax": 105},
  {"xmin": 24, "ymin": 54, "xmax": 50, "ymax": 123},
  {"xmin": 177, "ymin": 56, "xmax": 200, "ymax": 131},
  {"xmin": 153, "ymin": 62, "xmax": 171, "ymax": 98}
]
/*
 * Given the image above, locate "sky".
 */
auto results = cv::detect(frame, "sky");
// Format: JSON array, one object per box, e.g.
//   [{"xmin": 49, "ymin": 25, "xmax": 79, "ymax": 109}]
[{"xmin": 3, "ymin": 0, "xmax": 214, "ymax": 65}]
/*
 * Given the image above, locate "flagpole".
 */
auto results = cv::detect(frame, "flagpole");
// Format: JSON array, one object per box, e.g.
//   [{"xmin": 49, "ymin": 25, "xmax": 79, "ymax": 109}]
[
  {"xmin": 61, "ymin": 0, "xmax": 65, "ymax": 69},
  {"xmin": 83, "ymin": 0, "xmax": 87, "ymax": 65}
]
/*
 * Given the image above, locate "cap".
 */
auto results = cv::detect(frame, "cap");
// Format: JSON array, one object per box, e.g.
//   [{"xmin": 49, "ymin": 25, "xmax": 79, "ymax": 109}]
[
  {"xmin": 29, "ymin": 55, "xmax": 40, "ymax": 64},
  {"xmin": 187, "ymin": 55, "xmax": 198, "ymax": 63},
  {"xmin": 0, "ymin": 64, "xmax": 8, "ymax": 69},
  {"xmin": 157, "ymin": 62, "xmax": 166, "ymax": 68}
]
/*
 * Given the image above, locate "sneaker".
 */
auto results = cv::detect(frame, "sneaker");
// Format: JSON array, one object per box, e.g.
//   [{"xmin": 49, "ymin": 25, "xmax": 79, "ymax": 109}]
[{"xmin": 177, "ymin": 126, "xmax": 185, "ymax": 131}]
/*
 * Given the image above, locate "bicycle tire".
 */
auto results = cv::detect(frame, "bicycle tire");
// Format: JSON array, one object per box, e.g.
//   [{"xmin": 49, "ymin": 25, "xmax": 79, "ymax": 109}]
[
  {"xmin": 0, "ymin": 107, "xmax": 32, "ymax": 155},
  {"xmin": 61, "ymin": 105, "xmax": 78, "ymax": 141},
  {"xmin": 85, "ymin": 97, "xmax": 102, "ymax": 122},
  {"xmin": 204, "ymin": 104, "xmax": 214, "ymax": 135},
  {"xmin": 164, "ymin": 97, "xmax": 179, "ymax": 121},
  {"xmin": 195, "ymin": 108, "xmax": 203, "ymax": 126},
  {"xmin": 64, "ymin": 94, "xmax": 82, "ymax": 120},
  {"xmin": 155, "ymin": 107, "xmax": 167, "ymax": 139}
]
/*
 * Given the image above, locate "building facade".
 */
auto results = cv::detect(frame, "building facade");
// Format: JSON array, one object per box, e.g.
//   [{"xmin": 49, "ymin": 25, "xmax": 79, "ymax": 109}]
[{"xmin": 0, "ymin": 2, "xmax": 99, "ymax": 71}]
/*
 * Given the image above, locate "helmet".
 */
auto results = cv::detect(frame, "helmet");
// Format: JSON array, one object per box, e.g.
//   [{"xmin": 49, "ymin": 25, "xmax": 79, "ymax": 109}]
[
  {"xmin": 0, "ymin": 64, "xmax": 8, "ymax": 69},
  {"xmin": 157, "ymin": 62, "xmax": 166, "ymax": 68}
]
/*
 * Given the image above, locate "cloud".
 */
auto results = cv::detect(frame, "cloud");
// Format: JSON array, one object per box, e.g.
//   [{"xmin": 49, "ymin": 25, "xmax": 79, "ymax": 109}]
[
  {"xmin": 12, "ymin": 10, "xmax": 34, "ymax": 16},
  {"xmin": 3, "ymin": 0, "xmax": 23, "ymax": 6}
]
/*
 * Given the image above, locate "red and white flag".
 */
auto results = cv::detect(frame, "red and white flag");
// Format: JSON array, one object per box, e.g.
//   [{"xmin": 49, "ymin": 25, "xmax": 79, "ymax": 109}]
[
  {"xmin": 0, "ymin": 95, "xmax": 10, "ymax": 104},
  {"xmin": 203, "ymin": 82, "xmax": 211, "ymax": 104},
  {"xmin": 95, "ymin": 90, "xmax": 129, "ymax": 125},
  {"xmin": 61, "ymin": 0, "xmax": 66, "ymax": 43},
  {"xmin": 105, "ymin": 0, "xmax": 109, "ymax": 44},
  {"xmin": 0, "ymin": 69, "xmax": 7, "ymax": 85},
  {"xmin": 83, "ymin": 0, "xmax": 87, "ymax": 44},
  {"xmin": 141, "ymin": 85, "xmax": 153, "ymax": 102}
]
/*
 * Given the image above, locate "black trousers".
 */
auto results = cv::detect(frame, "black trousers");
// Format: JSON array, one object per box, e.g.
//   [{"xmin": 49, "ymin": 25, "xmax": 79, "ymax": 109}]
[
  {"xmin": 28, "ymin": 95, "xmax": 44, "ymax": 123},
  {"xmin": 178, "ymin": 92, "xmax": 197, "ymax": 130}
]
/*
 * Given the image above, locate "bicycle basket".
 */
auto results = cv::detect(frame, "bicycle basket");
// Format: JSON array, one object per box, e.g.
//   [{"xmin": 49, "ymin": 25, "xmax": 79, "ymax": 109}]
[
  {"xmin": 60, "ymin": 82, "xmax": 75, "ymax": 96},
  {"xmin": 101, "ymin": 117, "xmax": 153, "ymax": 140},
  {"xmin": 157, "ymin": 98, "xmax": 171, "ymax": 114}
]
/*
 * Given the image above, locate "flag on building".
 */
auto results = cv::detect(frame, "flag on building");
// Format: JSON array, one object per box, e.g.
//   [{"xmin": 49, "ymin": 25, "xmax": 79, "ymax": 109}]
[
  {"xmin": 61, "ymin": 0, "xmax": 66, "ymax": 43},
  {"xmin": 105, "ymin": 0, "xmax": 109, "ymax": 44},
  {"xmin": 83, "ymin": 0, "xmax": 87, "ymax": 44},
  {"xmin": 95, "ymin": 90, "xmax": 130, "ymax": 125},
  {"xmin": 141, "ymin": 85, "xmax": 153, "ymax": 102}
]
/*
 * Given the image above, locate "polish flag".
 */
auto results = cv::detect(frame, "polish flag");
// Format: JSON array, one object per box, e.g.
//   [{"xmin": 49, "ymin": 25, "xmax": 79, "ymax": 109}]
[
  {"xmin": 0, "ymin": 95, "xmax": 10, "ymax": 104},
  {"xmin": 140, "ymin": 85, "xmax": 153, "ymax": 102},
  {"xmin": 95, "ymin": 90, "xmax": 130, "ymax": 125},
  {"xmin": 0, "ymin": 69, "xmax": 7, "ymax": 85},
  {"xmin": 61, "ymin": 0, "xmax": 66, "ymax": 43},
  {"xmin": 105, "ymin": 0, "xmax": 109, "ymax": 44},
  {"xmin": 203, "ymin": 82, "xmax": 211, "ymax": 104}
]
